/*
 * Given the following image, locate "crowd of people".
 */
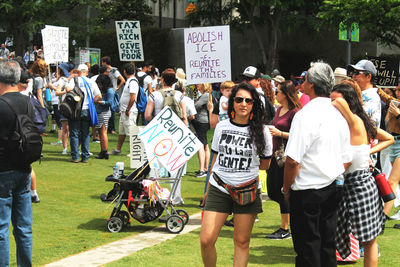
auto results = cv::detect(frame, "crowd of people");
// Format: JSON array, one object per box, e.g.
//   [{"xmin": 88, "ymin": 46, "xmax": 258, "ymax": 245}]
[{"xmin": 1, "ymin": 43, "xmax": 400, "ymax": 267}]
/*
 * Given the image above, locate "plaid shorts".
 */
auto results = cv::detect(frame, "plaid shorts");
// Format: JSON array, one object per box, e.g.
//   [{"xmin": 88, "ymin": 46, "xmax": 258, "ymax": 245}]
[{"xmin": 336, "ymin": 168, "xmax": 385, "ymax": 259}]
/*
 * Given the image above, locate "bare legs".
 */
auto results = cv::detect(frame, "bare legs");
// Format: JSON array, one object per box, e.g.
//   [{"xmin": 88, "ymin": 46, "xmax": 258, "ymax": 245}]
[
  {"xmin": 362, "ymin": 239, "xmax": 378, "ymax": 267},
  {"xmin": 384, "ymin": 158, "xmax": 400, "ymax": 215},
  {"xmin": 99, "ymin": 125, "xmax": 108, "ymax": 151},
  {"xmin": 281, "ymin": 213, "xmax": 290, "ymax": 230},
  {"xmin": 200, "ymin": 211, "xmax": 256, "ymax": 267},
  {"xmin": 61, "ymin": 120, "xmax": 69, "ymax": 151},
  {"xmin": 198, "ymin": 144, "xmax": 210, "ymax": 172}
]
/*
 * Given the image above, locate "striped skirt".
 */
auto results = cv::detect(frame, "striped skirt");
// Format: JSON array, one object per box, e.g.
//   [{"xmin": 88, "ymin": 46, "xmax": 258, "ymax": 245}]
[
  {"xmin": 96, "ymin": 110, "xmax": 111, "ymax": 129},
  {"xmin": 336, "ymin": 168, "xmax": 385, "ymax": 259}
]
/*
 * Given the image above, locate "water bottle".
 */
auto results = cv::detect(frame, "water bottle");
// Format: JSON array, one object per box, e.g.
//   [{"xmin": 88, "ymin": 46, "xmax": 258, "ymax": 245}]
[
  {"xmin": 45, "ymin": 88, "xmax": 52, "ymax": 102},
  {"xmin": 116, "ymin": 162, "xmax": 124, "ymax": 177},
  {"xmin": 113, "ymin": 164, "xmax": 119, "ymax": 178}
]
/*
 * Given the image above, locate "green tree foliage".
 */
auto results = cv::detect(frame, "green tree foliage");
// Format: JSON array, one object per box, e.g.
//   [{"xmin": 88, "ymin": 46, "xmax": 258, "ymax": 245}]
[
  {"xmin": 318, "ymin": 0, "xmax": 400, "ymax": 48},
  {"xmin": 186, "ymin": 0, "xmax": 322, "ymax": 73},
  {"xmin": 97, "ymin": 0, "xmax": 154, "ymax": 26},
  {"xmin": 0, "ymin": 0, "xmax": 99, "ymax": 56}
]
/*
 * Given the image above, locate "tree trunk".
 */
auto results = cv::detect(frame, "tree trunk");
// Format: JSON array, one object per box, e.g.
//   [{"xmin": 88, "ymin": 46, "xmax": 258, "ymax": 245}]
[
  {"xmin": 241, "ymin": 3, "xmax": 268, "ymax": 70},
  {"xmin": 265, "ymin": 13, "xmax": 281, "ymax": 74}
]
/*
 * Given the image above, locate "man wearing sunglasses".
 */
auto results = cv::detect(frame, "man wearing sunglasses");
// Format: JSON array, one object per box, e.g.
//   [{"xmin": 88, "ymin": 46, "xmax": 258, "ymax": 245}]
[{"xmin": 347, "ymin": 59, "xmax": 380, "ymax": 128}]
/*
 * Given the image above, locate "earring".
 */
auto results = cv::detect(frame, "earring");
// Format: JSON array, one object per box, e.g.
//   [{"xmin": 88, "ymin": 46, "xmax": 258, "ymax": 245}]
[
  {"xmin": 230, "ymin": 111, "xmax": 235, "ymax": 119},
  {"xmin": 249, "ymin": 112, "xmax": 254, "ymax": 120}
]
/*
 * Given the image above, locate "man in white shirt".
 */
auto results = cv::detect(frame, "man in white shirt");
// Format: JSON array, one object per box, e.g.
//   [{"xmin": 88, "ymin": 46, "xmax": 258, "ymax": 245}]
[
  {"xmin": 0, "ymin": 44, "xmax": 10, "ymax": 59},
  {"xmin": 136, "ymin": 62, "xmax": 153, "ymax": 125},
  {"xmin": 283, "ymin": 61, "xmax": 352, "ymax": 267},
  {"xmin": 110, "ymin": 63, "xmax": 138, "ymax": 155},
  {"xmin": 65, "ymin": 64, "xmax": 102, "ymax": 163}
]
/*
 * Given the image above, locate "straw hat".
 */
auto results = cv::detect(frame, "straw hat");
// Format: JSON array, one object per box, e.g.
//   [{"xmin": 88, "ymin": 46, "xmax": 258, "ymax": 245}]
[
  {"xmin": 334, "ymin": 67, "xmax": 349, "ymax": 84},
  {"xmin": 176, "ymin": 68, "xmax": 186, "ymax": 84}
]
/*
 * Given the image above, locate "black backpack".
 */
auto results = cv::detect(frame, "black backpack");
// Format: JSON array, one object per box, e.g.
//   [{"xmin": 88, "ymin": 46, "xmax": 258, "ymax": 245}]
[
  {"xmin": 59, "ymin": 77, "xmax": 84, "ymax": 120},
  {"xmin": 0, "ymin": 95, "xmax": 43, "ymax": 166}
]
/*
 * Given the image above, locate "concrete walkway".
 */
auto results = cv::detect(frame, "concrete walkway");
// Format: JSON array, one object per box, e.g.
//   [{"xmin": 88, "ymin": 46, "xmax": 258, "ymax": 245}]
[{"xmin": 44, "ymin": 212, "xmax": 202, "ymax": 267}]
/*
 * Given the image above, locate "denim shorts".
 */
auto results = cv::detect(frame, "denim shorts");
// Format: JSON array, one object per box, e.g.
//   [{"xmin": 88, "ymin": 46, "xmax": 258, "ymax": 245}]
[
  {"xmin": 389, "ymin": 138, "xmax": 400, "ymax": 162},
  {"xmin": 204, "ymin": 184, "xmax": 263, "ymax": 214}
]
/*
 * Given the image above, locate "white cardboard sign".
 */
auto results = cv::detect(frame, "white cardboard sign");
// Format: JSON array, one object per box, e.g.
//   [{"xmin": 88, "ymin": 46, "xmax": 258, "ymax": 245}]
[
  {"xmin": 129, "ymin": 126, "xmax": 147, "ymax": 169},
  {"xmin": 184, "ymin": 25, "xmax": 231, "ymax": 85},
  {"xmin": 115, "ymin": 21, "xmax": 144, "ymax": 61},
  {"xmin": 42, "ymin": 25, "xmax": 69, "ymax": 64},
  {"xmin": 138, "ymin": 106, "xmax": 202, "ymax": 175}
]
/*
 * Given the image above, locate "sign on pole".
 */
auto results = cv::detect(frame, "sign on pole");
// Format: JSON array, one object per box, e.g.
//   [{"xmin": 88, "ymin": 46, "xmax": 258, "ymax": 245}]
[
  {"xmin": 42, "ymin": 25, "xmax": 69, "ymax": 64},
  {"xmin": 338, "ymin": 22, "xmax": 359, "ymax": 42},
  {"xmin": 138, "ymin": 106, "xmax": 202, "ymax": 175},
  {"xmin": 115, "ymin": 21, "xmax": 144, "ymax": 61},
  {"xmin": 184, "ymin": 25, "xmax": 231, "ymax": 85},
  {"xmin": 129, "ymin": 126, "xmax": 148, "ymax": 169},
  {"xmin": 369, "ymin": 56, "xmax": 400, "ymax": 87}
]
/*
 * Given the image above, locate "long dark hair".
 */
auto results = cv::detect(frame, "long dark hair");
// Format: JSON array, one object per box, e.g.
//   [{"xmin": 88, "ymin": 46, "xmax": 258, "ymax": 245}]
[
  {"xmin": 332, "ymin": 83, "xmax": 377, "ymax": 141},
  {"xmin": 228, "ymin": 82, "xmax": 266, "ymax": 156},
  {"xmin": 280, "ymin": 80, "xmax": 302, "ymax": 110},
  {"xmin": 96, "ymin": 74, "xmax": 112, "ymax": 94}
]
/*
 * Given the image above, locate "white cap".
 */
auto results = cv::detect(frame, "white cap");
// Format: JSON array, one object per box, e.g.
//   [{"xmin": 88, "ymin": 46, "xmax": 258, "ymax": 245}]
[{"xmin": 78, "ymin": 64, "xmax": 88, "ymax": 71}]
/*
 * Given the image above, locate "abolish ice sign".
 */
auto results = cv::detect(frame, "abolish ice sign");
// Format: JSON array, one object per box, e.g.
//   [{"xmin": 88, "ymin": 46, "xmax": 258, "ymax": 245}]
[
  {"xmin": 138, "ymin": 106, "xmax": 202, "ymax": 175},
  {"xmin": 184, "ymin": 25, "xmax": 231, "ymax": 85},
  {"xmin": 115, "ymin": 21, "xmax": 144, "ymax": 61}
]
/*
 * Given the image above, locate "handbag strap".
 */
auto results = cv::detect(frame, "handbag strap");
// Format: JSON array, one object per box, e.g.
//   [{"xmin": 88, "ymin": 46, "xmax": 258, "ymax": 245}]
[
  {"xmin": 212, "ymin": 172, "xmax": 231, "ymax": 191},
  {"xmin": 81, "ymin": 77, "xmax": 94, "ymax": 104}
]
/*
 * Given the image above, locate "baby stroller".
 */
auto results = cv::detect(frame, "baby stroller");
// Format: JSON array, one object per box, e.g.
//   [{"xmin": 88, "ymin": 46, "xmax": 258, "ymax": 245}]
[{"xmin": 104, "ymin": 161, "xmax": 189, "ymax": 234}]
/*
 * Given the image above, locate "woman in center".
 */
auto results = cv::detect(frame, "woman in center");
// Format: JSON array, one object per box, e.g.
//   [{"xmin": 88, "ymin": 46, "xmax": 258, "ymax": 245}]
[{"xmin": 200, "ymin": 82, "xmax": 273, "ymax": 266}]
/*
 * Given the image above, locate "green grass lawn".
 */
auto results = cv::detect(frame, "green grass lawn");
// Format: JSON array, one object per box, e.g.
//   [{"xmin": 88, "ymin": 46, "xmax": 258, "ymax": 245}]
[{"xmin": 7, "ymin": 123, "xmax": 400, "ymax": 266}]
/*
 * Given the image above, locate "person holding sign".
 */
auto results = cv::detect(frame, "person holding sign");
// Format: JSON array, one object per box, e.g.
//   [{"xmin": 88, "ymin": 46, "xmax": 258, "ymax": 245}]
[
  {"xmin": 145, "ymin": 68, "xmax": 188, "ymax": 205},
  {"xmin": 200, "ymin": 82, "xmax": 272, "ymax": 267}
]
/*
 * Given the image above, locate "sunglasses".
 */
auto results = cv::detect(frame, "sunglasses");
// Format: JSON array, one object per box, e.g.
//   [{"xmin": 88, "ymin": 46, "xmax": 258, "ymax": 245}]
[
  {"xmin": 234, "ymin": 97, "xmax": 254, "ymax": 104},
  {"xmin": 351, "ymin": 70, "xmax": 364, "ymax": 76}
]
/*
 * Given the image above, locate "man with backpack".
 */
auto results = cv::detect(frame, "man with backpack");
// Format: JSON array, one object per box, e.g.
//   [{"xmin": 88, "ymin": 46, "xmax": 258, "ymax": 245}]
[
  {"xmin": 136, "ymin": 62, "xmax": 154, "ymax": 125},
  {"xmin": 0, "ymin": 60, "xmax": 39, "ymax": 267},
  {"xmin": 110, "ymin": 63, "xmax": 139, "ymax": 155},
  {"xmin": 65, "ymin": 64, "xmax": 101, "ymax": 163}
]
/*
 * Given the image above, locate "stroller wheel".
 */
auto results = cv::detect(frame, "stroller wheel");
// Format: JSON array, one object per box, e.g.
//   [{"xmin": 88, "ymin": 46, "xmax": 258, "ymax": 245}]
[
  {"xmin": 165, "ymin": 215, "xmax": 184, "ymax": 234},
  {"xmin": 118, "ymin": 211, "xmax": 130, "ymax": 226},
  {"xmin": 173, "ymin": 209, "xmax": 189, "ymax": 225},
  {"xmin": 107, "ymin": 216, "xmax": 123, "ymax": 233}
]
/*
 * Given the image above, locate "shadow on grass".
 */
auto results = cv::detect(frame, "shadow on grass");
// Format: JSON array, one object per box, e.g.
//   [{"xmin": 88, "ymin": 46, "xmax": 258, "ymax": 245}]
[
  {"xmin": 249, "ymin": 244, "xmax": 295, "ymax": 265},
  {"xmin": 78, "ymin": 218, "xmax": 156, "ymax": 233}
]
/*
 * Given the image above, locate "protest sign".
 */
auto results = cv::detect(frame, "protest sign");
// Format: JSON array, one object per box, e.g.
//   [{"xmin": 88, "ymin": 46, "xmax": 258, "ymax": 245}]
[
  {"xmin": 129, "ymin": 126, "xmax": 147, "ymax": 169},
  {"xmin": 42, "ymin": 25, "xmax": 69, "ymax": 64},
  {"xmin": 184, "ymin": 25, "xmax": 231, "ymax": 85},
  {"xmin": 115, "ymin": 21, "xmax": 144, "ymax": 61},
  {"xmin": 369, "ymin": 56, "xmax": 400, "ymax": 87},
  {"xmin": 139, "ymin": 106, "xmax": 202, "ymax": 175}
]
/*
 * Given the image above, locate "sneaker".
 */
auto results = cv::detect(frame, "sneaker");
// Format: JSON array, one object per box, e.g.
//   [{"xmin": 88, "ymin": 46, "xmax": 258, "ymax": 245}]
[
  {"xmin": 265, "ymin": 228, "xmax": 291, "ymax": 240},
  {"xmin": 68, "ymin": 159, "xmax": 80, "ymax": 163},
  {"xmin": 61, "ymin": 148, "xmax": 68, "ymax": 155},
  {"xmin": 50, "ymin": 141, "xmax": 62, "ymax": 145},
  {"xmin": 394, "ymin": 224, "xmax": 400, "ymax": 229},
  {"xmin": 390, "ymin": 209, "xmax": 400, "ymax": 220},
  {"xmin": 109, "ymin": 149, "xmax": 121, "ymax": 155},
  {"xmin": 195, "ymin": 171, "xmax": 207, "ymax": 178},
  {"xmin": 81, "ymin": 159, "xmax": 88, "ymax": 163},
  {"xmin": 224, "ymin": 218, "xmax": 234, "ymax": 227},
  {"xmin": 92, "ymin": 139, "xmax": 100, "ymax": 143},
  {"xmin": 31, "ymin": 195, "xmax": 40, "ymax": 203}
]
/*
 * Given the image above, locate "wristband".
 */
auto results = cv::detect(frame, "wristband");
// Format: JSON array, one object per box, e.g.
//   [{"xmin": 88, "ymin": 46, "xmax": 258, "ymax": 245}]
[{"xmin": 281, "ymin": 187, "xmax": 289, "ymax": 195}]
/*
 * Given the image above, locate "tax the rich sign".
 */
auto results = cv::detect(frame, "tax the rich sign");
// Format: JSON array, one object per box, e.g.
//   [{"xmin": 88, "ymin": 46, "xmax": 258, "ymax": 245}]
[
  {"xmin": 184, "ymin": 25, "xmax": 231, "ymax": 85},
  {"xmin": 369, "ymin": 56, "xmax": 400, "ymax": 87},
  {"xmin": 115, "ymin": 21, "xmax": 144, "ymax": 61},
  {"xmin": 138, "ymin": 106, "xmax": 202, "ymax": 175}
]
